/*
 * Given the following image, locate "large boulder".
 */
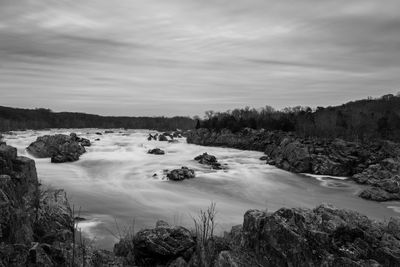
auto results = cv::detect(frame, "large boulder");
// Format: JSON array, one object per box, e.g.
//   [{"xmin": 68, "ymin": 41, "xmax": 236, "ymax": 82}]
[
  {"xmin": 166, "ymin": 167, "xmax": 195, "ymax": 181},
  {"xmin": 133, "ymin": 220, "xmax": 195, "ymax": 265},
  {"xmin": 194, "ymin": 153, "xmax": 222, "ymax": 170},
  {"xmin": 27, "ymin": 134, "xmax": 88, "ymax": 163},
  {"xmin": 232, "ymin": 204, "xmax": 400, "ymax": 266}
]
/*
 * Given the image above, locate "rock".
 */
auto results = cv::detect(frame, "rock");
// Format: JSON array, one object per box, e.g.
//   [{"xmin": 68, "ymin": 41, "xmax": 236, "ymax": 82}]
[
  {"xmin": 0, "ymin": 145, "xmax": 73, "ymax": 266},
  {"xmin": 194, "ymin": 153, "xmax": 222, "ymax": 170},
  {"xmin": 233, "ymin": 204, "xmax": 400, "ymax": 266},
  {"xmin": 148, "ymin": 134, "xmax": 157, "ymax": 141},
  {"xmin": 133, "ymin": 223, "xmax": 195, "ymax": 265},
  {"xmin": 148, "ymin": 148, "xmax": 165, "ymax": 155},
  {"xmin": 158, "ymin": 134, "xmax": 169, "ymax": 141},
  {"xmin": 169, "ymin": 140, "xmax": 179, "ymax": 143},
  {"xmin": 79, "ymin": 138, "xmax": 91, "ymax": 147},
  {"xmin": 167, "ymin": 167, "xmax": 195, "ymax": 181},
  {"xmin": 359, "ymin": 187, "xmax": 400, "ymax": 201},
  {"xmin": 27, "ymin": 134, "xmax": 87, "ymax": 163},
  {"xmin": 105, "ymin": 130, "xmax": 114, "ymax": 134},
  {"xmin": 259, "ymin": 155, "xmax": 269, "ymax": 160},
  {"xmin": 96, "ymin": 132, "xmax": 103, "ymax": 135},
  {"xmin": 353, "ymin": 158, "xmax": 400, "ymax": 201},
  {"xmin": 95, "ymin": 138, "xmax": 100, "ymax": 141}
]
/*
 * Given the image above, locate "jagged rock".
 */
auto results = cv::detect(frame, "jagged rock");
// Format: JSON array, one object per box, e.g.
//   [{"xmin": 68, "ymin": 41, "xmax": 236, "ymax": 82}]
[
  {"xmin": 233, "ymin": 204, "xmax": 400, "ymax": 266},
  {"xmin": 194, "ymin": 153, "xmax": 222, "ymax": 169},
  {"xmin": 148, "ymin": 148, "xmax": 165, "ymax": 155},
  {"xmin": 27, "ymin": 134, "xmax": 87, "ymax": 163},
  {"xmin": 0, "ymin": 144, "xmax": 73, "ymax": 266},
  {"xmin": 354, "ymin": 158, "xmax": 400, "ymax": 201},
  {"xmin": 167, "ymin": 167, "xmax": 195, "ymax": 181},
  {"xmin": 133, "ymin": 222, "xmax": 195, "ymax": 265}
]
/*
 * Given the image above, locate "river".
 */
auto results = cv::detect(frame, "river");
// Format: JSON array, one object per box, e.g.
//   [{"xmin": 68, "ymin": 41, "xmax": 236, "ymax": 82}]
[{"xmin": 3, "ymin": 129, "xmax": 400, "ymax": 250}]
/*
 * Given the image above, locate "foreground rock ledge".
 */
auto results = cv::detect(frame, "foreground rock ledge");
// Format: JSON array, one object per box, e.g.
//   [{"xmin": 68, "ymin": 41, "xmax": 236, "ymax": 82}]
[
  {"xmin": 27, "ymin": 133, "xmax": 91, "ymax": 163},
  {"xmin": 114, "ymin": 204, "xmax": 400, "ymax": 267}
]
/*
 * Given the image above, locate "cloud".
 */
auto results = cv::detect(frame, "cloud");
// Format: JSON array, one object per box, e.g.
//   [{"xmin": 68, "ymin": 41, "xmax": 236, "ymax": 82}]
[{"xmin": 0, "ymin": 0, "xmax": 399, "ymax": 116}]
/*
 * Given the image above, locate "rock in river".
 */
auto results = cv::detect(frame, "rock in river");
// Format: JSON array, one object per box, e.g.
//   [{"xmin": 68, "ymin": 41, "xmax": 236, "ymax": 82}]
[
  {"xmin": 167, "ymin": 167, "xmax": 195, "ymax": 181},
  {"xmin": 194, "ymin": 152, "xmax": 222, "ymax": 169},
  {"xmin": 148, "ymin": 148, "xmax": 165, "ymax": 155},
  {"xmin": 27, "ymin": 133, "xmax": 89, "ymax": 163}
]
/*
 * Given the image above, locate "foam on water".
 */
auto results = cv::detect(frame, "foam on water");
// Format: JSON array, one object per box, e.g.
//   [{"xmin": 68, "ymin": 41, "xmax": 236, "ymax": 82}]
[{"xmin": 3, "ymin": 129, "xmax": 400, "ymax": 249}]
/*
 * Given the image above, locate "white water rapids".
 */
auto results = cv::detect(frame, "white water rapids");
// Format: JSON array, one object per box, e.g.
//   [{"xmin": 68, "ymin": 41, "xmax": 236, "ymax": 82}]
[{"xmin": 3, "ymin": 129, "xmax": 400, "ymax": 250}]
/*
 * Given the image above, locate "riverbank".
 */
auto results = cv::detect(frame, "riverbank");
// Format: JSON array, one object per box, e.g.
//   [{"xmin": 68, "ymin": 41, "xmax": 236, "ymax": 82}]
[{"xmin": 187, "ymin": 128, "xmax": 400, "ymax": 201}]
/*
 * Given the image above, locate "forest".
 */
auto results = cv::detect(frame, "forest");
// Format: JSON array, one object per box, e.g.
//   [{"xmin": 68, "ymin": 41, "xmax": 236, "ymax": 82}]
[
  {"xmin": 0, "ymin": 106, "xmax": 195, "ymax": 131},
  {"xmin": 199, "ymin": 93, "xmax": 400, "ymax": 142}
]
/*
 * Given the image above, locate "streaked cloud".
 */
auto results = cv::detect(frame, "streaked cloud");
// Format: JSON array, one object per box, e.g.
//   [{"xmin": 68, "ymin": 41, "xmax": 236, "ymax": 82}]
[{"xmin": 0, "ymin": 0, "xmax": 399, "ymax": 116}]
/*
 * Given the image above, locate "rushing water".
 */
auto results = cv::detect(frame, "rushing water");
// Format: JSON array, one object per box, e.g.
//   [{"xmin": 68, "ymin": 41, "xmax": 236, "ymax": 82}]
[{"xmin": 3, "ymin": 129, "xmax": 400, "ymax": 250}]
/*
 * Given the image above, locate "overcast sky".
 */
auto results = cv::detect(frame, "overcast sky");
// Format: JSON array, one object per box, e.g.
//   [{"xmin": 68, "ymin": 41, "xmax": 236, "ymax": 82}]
[{"xmin": 0, "ymin": 0, "xmax": 399, "ymax": 116}]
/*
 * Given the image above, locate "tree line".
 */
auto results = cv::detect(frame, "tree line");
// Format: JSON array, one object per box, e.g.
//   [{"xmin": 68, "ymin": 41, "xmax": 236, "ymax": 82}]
[
  {"xmin": 0, "ymin": 106, "xmax": 195, "ymax": 132},
  {"xmin": 198, "ymin": 93, "xmax": 400, "ymax": 142}
]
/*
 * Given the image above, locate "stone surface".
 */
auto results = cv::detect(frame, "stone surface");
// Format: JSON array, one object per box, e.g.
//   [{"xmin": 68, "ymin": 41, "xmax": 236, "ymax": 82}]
[
  {"xmin": 148, "ymin": 148, "xmax": 165, "ymax": 155},
  {"xmin": 194, "ymin": 153, "xmax": 222, "ymax": 169},
  {"xmin": 166, "ymin": 167, "xmax": 195, "ymax": 181},
  {"xmin": 27, "ymin": 134, "xmax": 88, "ymax": 163},
  {"xmin": 133, "ymin": 223, "xmax": 195, "ymax": 265}
]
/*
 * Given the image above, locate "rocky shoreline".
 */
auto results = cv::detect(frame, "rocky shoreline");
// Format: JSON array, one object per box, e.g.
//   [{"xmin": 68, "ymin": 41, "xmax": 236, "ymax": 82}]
[{"xmin": 187, "ymin": 128, "xmax": 400, "ymax": 202}]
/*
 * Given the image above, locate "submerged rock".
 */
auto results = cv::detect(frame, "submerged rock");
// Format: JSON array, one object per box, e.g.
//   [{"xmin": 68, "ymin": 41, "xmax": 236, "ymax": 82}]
[
  {"xmin": 148, "ymin": 148, "xmax": 165, "ymax": 155},
  {"xmin": 27, "ymin": 133, "xmax": 89, "ymax": 163},
  {"xmin": 167, "ymin": 167, "xmax": 195, "ymax": 181},
  {"xmin": 194, "ymin": 153, "xmax": 222, "ymax": 169}
]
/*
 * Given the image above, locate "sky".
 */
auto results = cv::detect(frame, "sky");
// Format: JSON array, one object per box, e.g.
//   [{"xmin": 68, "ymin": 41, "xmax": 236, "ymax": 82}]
[{"xmin": 0, "ymin": 0, "xmax": 399, "ymax": 117}]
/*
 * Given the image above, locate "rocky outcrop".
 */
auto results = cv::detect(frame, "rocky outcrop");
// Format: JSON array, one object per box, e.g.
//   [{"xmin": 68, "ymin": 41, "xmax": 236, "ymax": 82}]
[
  {"xmin": 354, "ymin": 158, "xmax": 400, "ymax": 201},
  {"xmin": 132, "ymin": 220, "xmax": 195, "ymax": 266},
  {"xmin": 221, "ymin": 204, "xmax": 400, "ymax": 266},
  {"xmin": 167, "ymin": 167, "xmax": 195, "ymax": 181},
  {"xmin": 148, "ymin": 148, "xmax": 166, "ymax": 155},
  {"xmin": 194, "ymin": 153, "xmax": 222, "ymax": 170},
  {"xmin": 187, "ymin": 128, "xmax": 400, "ymax": 201},
  {"xmin": 27, "ymin": 133, "xmax": 90, "ymax": 163},
  {"xmin": 113, "ymin": 204, "xmax": 400, "ymax": 266},
  {"xmin": 0, "ymin": 142, "xmax": 75, "ymax": 266}
]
